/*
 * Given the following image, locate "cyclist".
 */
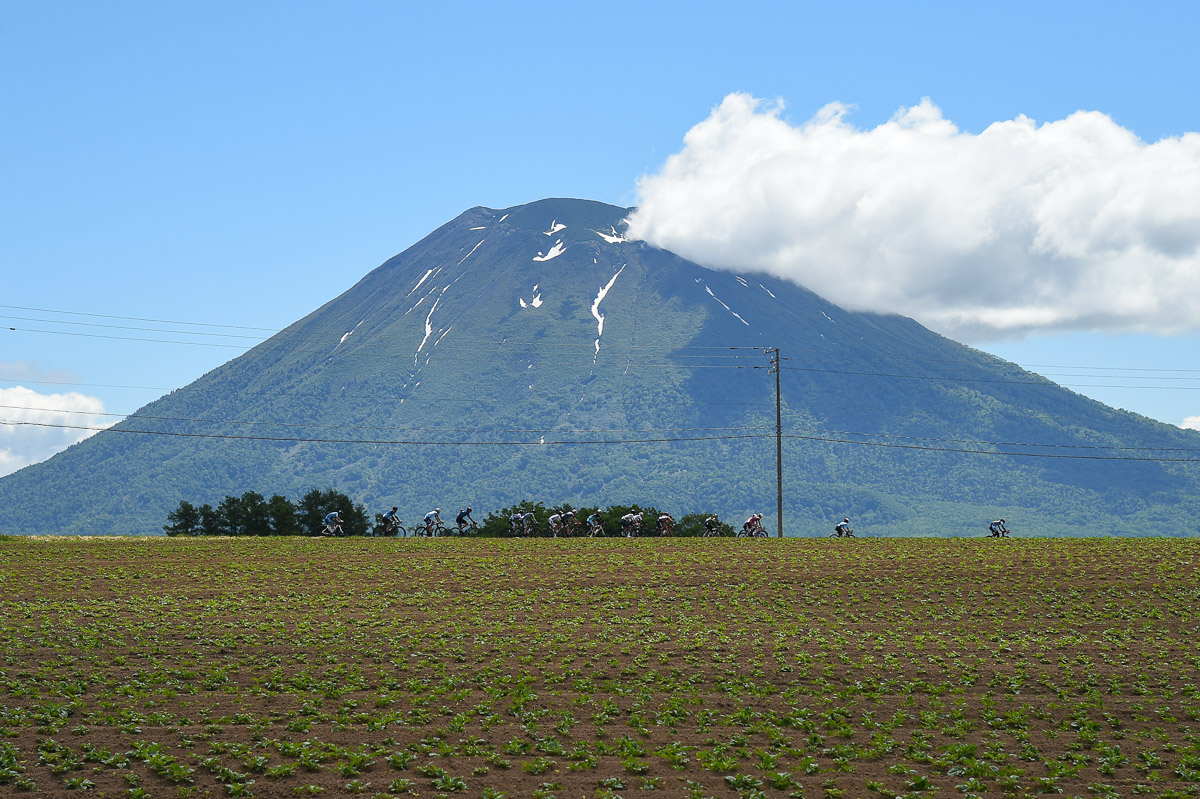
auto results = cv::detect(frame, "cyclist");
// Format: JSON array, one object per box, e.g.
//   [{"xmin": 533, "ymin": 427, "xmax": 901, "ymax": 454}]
[
  {"xmin": 620, "ymin": 511, "xmax": 643, "ymax": 538},
  {"xmin": 742, "ymin": 513, "xmax": 764, "ymax": 535},
  {"xmin": 834, "ymin": 517, "xmax": 853, "ymax": 537},
  {"xmin": 423, "ymin": 508, "xmax": 442, "ymax": 536},
  {"xmin": 521, "ymin": 511, "xmax": 536, "ymax": 536},
  {"xmin": 509, "ymin": 512, "xmax": 524, "ymax": 536},
  {"xmin": 989, "ymin": 518, "xmax": 1009, "ymax": 538},
  {"xmin": 657, "ymin": 512, "xmax": 675, "ymax": 536},
  {"xmin": 455, "ymin": 507, "xmax": 475, "ymax": 533},
  {"xmin": 381, "ymin": 507, "xmax": 401, "ymax": 535},
  {"xmin": 586, "ymin": 511, "xmax": 604, "ymax": 537},
  {"xmin": 703, "ymin": 514, "xmax": 720, "ymax": 536},
  {"xmin": 548, "ymin": 511, "xmax": 564, "ymax": 537},
  {"xmin": 322, "ymin": 511, "xmax": 344, "ymax": 537}
]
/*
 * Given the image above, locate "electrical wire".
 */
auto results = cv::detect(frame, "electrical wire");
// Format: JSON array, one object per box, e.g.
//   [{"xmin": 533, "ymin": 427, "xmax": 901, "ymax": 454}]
[
  {"xmin": 4, "ymin": 419, "xmax": 1199, "ymax": 461},
  {"xmin": 0, "ymin": 404, "xmax": 770, "ymax": 435}
]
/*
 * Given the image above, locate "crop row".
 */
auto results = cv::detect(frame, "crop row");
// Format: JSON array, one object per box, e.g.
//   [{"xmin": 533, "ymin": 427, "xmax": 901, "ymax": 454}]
[{"xmin": 0, "ymin": 537, "xmax": 1198, "ymax": 797}]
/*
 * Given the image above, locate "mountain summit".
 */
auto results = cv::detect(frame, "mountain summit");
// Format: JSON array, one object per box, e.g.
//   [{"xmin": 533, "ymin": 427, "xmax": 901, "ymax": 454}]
[{"xmin": 4, "ymin": 198, "xmax": 1199, "ymax": 536}]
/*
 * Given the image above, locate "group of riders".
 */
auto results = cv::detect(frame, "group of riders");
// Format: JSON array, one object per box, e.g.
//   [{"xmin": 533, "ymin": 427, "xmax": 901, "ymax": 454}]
[
  {"xmin": 320, "ymin": 508, "xmax": 1013, "ymax": 538},
  {"xmin": 321, "ymin": 507, "xmax": 477, "ymax": 537},
  {"xmin": 320, "ymin": 508, "xmax": 775, "ymax": 538}
]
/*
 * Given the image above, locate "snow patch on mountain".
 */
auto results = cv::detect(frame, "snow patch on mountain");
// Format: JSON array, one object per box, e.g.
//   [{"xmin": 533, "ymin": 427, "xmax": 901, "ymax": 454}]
[
  {"xmin": 469, "ymin": 226, "xmax": 486, "ymax": 231},
  {"xmin": 591, "ymin": 264, "xmax": 626, "ymax": 359},
  {"xmin": 518, "ymin": 283, "xmax": 543, "ymax": 309},
  {"xmin": 533, "ymin": 240, "xmax": 566, "ymax": 262},
  {"xmin": 759, "ymin": 283, "xmax": 776, "ymax": 298},
  {"xmin": 705, "ymin": 285, "xmax": 750, "ymax": 326},
  {"xmin": 457, "ymin": 239, "xmax": 484, "ymax": 265},
  {"xmin": 415, "ymin": 287, "xmax": 450, "ymax": 362},
  {"xmin": 337, "ymin": 319, "xmax": 364, "ymax": 347},
  {"xmin": 543, "ymin": 220, "xmax": 566, "ymax": 236},
  {"xmin": 594, "ymin": 226, "xmax": 627, "ymax": 244},
  {"xmin": 406, "ymin": 268, "xmax": 439, "ymax": 299}
]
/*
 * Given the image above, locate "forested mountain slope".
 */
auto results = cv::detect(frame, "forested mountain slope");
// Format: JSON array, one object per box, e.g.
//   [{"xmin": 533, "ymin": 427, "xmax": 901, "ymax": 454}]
[{"xmin": 3, "ymin": 198, "xmax": 1198, "ymax": 536}]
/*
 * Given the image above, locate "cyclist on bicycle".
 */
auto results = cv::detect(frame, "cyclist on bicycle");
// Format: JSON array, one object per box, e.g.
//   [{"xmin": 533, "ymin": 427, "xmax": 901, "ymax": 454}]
[
  {"xmin": 322, "ymin": 511, "xmax": 344, "ymax": 536},
  {"xmin": 423, "ymin": 508, "xmax": 442, "ymax": 536},
  {"xmin": 510, "ymin": 512, "xmax": 524, "ymax": 536},
  {"xmin": 549, "ymin": 509, "xmax": 577, "ymax": 537},
  {"xmin": 834, "ymin": 518, "xmax": 853, "ymax": 537},
  {"xmin": 586, "ymin": 512, "xmax": 603, "ymax": 536},
  {"xmin": 381, "ymin": 507, "xmax": 401, "ymax": 534},
  {"xmin": 620, "ymin": 511, "xmax": 643, "ymax": 538},
  {"xmin": 742, "ymin": 513, "xmax": 764, "ymax": 535},
  {"xmin": 657, "ymin": 512, "xmax": 675, "ymax": 535},
  {"xmin": 456, "ymin": 507, "xmax": 475, "ymax": 533},
  {"xmin": 703, "ymin": 515, "xmax": 720, "ymax": 536},
  {"xmin": 989, "ymin": 518, "xmax": 1009, "ymax": 537},
  {"xmin": 521, "ymin": 511, "xmax": 536, "ymax": 536}
]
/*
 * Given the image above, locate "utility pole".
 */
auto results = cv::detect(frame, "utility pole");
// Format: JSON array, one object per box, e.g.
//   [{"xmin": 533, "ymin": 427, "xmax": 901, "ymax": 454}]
[{"xmin": 767, "ymin": 348, "xmax": 783, "ymax": 538}]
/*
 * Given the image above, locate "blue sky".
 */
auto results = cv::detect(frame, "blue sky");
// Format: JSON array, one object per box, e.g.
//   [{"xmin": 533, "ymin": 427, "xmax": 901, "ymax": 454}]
[{"xmin": 3, "ymin": 1, "xmax": 1200, "ymax": 474}]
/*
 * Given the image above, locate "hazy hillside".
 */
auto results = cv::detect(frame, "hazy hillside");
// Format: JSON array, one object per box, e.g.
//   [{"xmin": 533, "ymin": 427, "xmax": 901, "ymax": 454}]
[{"xmin": 3, "ymin": 198, "xmax": 1199, "ymax": 536}]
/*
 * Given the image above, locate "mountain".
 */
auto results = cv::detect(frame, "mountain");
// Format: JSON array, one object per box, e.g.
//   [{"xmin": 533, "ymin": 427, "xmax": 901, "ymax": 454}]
[{"xmin": 3, "ymin": 198, "xmax": 1199, "ymax": 536}]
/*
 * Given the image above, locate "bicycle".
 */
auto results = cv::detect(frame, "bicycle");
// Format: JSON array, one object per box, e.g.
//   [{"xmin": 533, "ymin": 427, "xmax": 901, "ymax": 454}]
[
  {"xmin": 830, "ymin": 527, "xmax": 855, "ymax": 538},
  {"xmin": 622, "ymin": 520, "xmax": 644, "ymax": 538},
  {"xmin": 421, "ymin": 521, "xmax": 449, "ymax": 537},
  {"xmin": 656, "ymin": 518, "xmax": 675, "ymax": 536},
  {"xmin": 737, "ymin": 524, "xmax": 767, "ymax": 538},
  {"xmin": 317, "ymin": 524, "xmax": 345, "ymax": 537},
  {"xmin": 453, "ymin": 520, "xmax": 480, "ymax": 536},
  {"xmin": 588, "ymin": 521, "xmax": 605, "ymax": 537},
  {"xmin": 549, "ymin": 518, "xmax": 580, "ymax": 538},
  {"xmin": 372, "ymin": 520, "xmax": 408, "ymax": 537}
]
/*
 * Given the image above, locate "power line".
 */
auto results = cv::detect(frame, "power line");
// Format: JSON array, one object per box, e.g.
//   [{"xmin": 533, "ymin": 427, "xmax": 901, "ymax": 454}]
[
  {"xmin": 0, "ymin": 314, "xmax": 269, "ymax": 340},
  {"xmin": 0, "ymin": 303, "xmax": 279, "ymax": 332},
  {"xmin": 780, "ymin": 433, "xmax": 1200, "ymax": 462},
  {"xmin": 9, "ymin": 301, "xmax": 1199, "ymax": 375},
  {"xmin": 0, "ymin": 419, "xmax": 765, "ymax": 446},
  {"xmin": 5, "ymin": 401, "xmax": 1194, "ymax": 451},
  {"xmin": 5, "ymin": 419, "xmax": 1199, "ymax": 462},
  {"xmin": 0, "ymin": 404, "xmax": 769, "ymax": 435}
]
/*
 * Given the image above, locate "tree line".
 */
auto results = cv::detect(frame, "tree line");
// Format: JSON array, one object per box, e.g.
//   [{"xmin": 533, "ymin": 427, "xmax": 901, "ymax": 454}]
[
  {"xmin": 163, "ymin": 494, "xmax": 738, "ymax": 537},
  {"xmin": 162, "ymin": 489, "xmax": 369, "ymax": 537}
]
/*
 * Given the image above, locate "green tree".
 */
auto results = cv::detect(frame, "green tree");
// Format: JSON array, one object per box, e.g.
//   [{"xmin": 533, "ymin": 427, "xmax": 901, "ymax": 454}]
[
  {"xmin": 266, "ymin": 494, "xmax": 300, "ymax": 536},
  {"xmin": 198, "ymin": 503, "xmax": 222, "ymax": 536},
  {"xmin": 297, "ymin": 488, "xmax": 369, "ymax": 536},
  {"xmin": 163, "ymin": 500, "xmax": 201, "ymax": 537}
]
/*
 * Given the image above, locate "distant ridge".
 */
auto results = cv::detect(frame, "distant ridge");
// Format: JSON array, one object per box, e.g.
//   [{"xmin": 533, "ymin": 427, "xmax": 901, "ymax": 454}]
[{"xmin": 2, "ymin": 197, "xmax": 1198, "ymax": 536}]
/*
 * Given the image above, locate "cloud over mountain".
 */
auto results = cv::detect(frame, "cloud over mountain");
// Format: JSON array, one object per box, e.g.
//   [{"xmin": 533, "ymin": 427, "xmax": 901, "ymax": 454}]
[
  {"xmin": 626, "ymin": 93, "xmax": 1200, "ymax": 341},
  {"xmin": 0, "ymin": 385, "xmax": 110, "ymax": 478}
]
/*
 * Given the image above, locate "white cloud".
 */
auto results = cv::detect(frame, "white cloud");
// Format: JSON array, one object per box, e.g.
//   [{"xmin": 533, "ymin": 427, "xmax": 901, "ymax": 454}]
[
  {"xmin": 626, "ymin": 93, "xmax": 1200, "ymax": 341},
  {"xmin": 0, "ymin": 386, "xmax": 113, "ymax": 478},
  {"xmin": 1182, "ymin": 416, "xmax": 1200, "ymax": 431}
]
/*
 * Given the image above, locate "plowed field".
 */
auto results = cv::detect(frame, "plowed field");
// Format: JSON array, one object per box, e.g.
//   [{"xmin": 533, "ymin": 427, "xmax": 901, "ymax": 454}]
[{"xmin": 2, "ymin": 537, "xmax": 1199, "ymax": 798}]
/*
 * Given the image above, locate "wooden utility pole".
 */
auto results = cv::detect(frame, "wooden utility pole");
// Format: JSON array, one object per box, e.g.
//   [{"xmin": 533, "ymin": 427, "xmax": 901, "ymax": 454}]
[{"xmin": 768, "ymin": 348, "xmax": 783, "ymax": 538}]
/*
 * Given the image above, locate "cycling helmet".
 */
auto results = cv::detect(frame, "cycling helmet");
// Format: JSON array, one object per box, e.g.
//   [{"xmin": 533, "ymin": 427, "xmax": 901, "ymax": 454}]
[
  {"xmin": 843, "ymin": 518, "xmax": 850, "ymax": 523},
  {"xmin": 1000, "ymin": 518, "xmax": 1006, "ymax": 523},
  {"xmin": 435, "ymin": 508, "xmax": 441, "ymax": 513},
  {"xmin": 466, "ymin": 506, "xmax": 472, "ymax": 512},
  {"xmin": 392, "ymin": 506, "xmax": 398, "ymax": 511}
]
